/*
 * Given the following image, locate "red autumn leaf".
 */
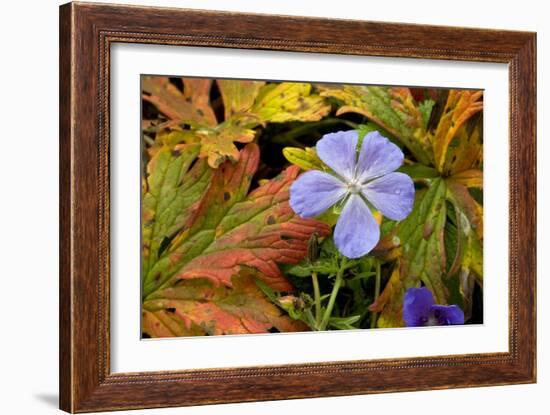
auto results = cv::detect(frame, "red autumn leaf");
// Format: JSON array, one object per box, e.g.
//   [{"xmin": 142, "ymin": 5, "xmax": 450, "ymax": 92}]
[
  {"xmin": 142, "ymin": 143, "xmax": 330, "ymax": 296},
  {"xmin": 142, "ymin": 76, "xmax": 217, "ymax": 127},
  {"xmin": 142, "ymin": 271, "xmax": 308, "ymax": 337}
]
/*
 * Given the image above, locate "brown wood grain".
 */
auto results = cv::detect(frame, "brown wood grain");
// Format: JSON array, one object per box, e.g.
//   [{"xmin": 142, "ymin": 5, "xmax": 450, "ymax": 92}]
[{"xmin": 59, "ymin": 2, "xmax": 536, "ymax": 412}]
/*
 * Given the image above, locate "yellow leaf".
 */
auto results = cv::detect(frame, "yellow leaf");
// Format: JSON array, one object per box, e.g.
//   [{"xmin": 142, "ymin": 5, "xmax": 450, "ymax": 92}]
[
  {"xmin": 430, "ymin": 90, "xmax": 483, "ymax": 172},
  {"xmin": 253, "ymin": 83, "xmax": 330, "ymax": 123},
  {"xmin": 197, "ymin": 125, "xmax": 256, "ymax": 168},
  {"xmin": 282, "ymin": 146, "xmax": 325, "ymax": 171}
]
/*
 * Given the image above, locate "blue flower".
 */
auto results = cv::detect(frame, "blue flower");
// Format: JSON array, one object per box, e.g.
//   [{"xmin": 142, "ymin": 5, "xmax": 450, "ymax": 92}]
[
  {"xmin": 289, "ymin": 130, "xmax": 415, "ymax": 258},
  {"xmin": 403, "ymin": 287, "xmax": 465, "ymax": 327}
]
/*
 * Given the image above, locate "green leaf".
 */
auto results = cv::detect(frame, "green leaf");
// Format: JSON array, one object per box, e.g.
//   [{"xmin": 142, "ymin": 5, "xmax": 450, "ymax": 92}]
[
  {"xmin": 418, "ymin": 99, "xmax": 435, "ymax": 129},
  {"xmin": 395, "ymin": 179, "xmax": 448, "ymax": 302},
  {"xmin": 446, "ymin": 179, "xmax": 483, "ymax": 240},
  {"xmin": 443, "ymin": 205, "xmax": 482, "ymax": 321},
  {"xmin": 371, "ymin": 179, "xmax": 448, "ymax": 327},
  {"xmin": 356, "ymin": 122, "xmax": 399, "ymax": 148},
  {"xmin": 143, "ymin": 271, "xmax": 307, "ymax": 337},
  {"xmin": 328, "ymin": 315, "xmax": 361, "ymax": 330},
  {"xmin": 286, "ymin": 258, "xmax": 340, "ymax": 278},
  {"xmin": 319, "ymin": 85, "xmax": 432, "ymax": 164},
  {"xmin": 463, "ymin": 231, "xmax": 483, "ymax": 282},
  {"xmin": 397, "ymin": 163, "xmax": 440, "ymax": 180},
  {"xmin": 282, "ymin": 146, "xmax": 325, "ymax": 171},
  {"xmin": 141, "ymin": 143, "xmax": 212, "ymax": 277},
  {"xmin": 254, "ymin": 278, "xmax": 280, "ymax": 304},
  {"xmin": 252, "ymin": 83, "xmax": 330, "ymax": 123}
]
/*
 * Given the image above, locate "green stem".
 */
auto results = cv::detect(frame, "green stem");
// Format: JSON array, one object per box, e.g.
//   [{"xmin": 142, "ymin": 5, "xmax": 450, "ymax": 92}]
[
  {"xmin": 271, "ymin": 118, "xmax": 358, "ymax": 146},
  {"xmin": 370, "ymin": 260, "xmax": 382, "ymax": 329},
  {"xmin": 142, "ymin": 134, "xmax": 156, "ymax": 147},
  {"xmin": 311, "ymin": 272, "xmax": 322, "ymax": 327},
  {"xmin": 320, "ymin": 257, "xmax": 348, "ymax": 330}
]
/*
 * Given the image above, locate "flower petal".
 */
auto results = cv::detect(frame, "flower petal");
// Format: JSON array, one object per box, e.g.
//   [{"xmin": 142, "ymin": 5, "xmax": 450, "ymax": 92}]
[
  {"xmin": 289, "ymin": 170, "xmax": 347, "ymax": 218},
  {"xmin": 315, "ymin": 130, "xmax": 358, "ymax": 182},
  {"xmin": 334, "ymin": 194, "xmax": 379, "ymax": 258},
  {"xmin": 430, "ymin": 305, "xmax": 465, "ymax": 325},
  {"xmin": 356, "ymin": 131, "xmax": 404, "ymax": 183},
  {"xmin": 403, "ymin": 287, "xmax": 435, "ymax": 327},
  {"xmin": 362, "ymin": 172, "xmax": 415, "ymax": 221}
]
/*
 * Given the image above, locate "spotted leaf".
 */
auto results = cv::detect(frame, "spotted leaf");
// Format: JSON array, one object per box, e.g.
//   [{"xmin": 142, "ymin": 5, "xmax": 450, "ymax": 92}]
[
  {"xmin": 319, "ymin": 85, "xmax": 431, "ymax": 165},
  {"xmin": 142, "ymin": 76, "xmax": 217, "ymax": 127},
  {"xmin": 142, "ymin": 271, "xmax": 307, "ymax": 337},
  {"xmin": 141, "ymin": 143, "xmax": 212, "ymax": 277},
  {"xmin": 143, "ymin": 143, "xmax": 330, "ymax": 299},
  {"xmin": 430, "ymin": 90, "xmax": 483, "ymax": 173},
  {"xmin": 252, "ymin": 83, "xmax": 330, "ymax": 123},
  {"xmin": 371, "ymin": 179, "xmax": 448, "ymax": 327}
]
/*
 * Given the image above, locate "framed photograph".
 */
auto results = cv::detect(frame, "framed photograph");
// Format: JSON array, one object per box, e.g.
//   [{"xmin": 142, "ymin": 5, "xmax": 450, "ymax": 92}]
[{"xmin": 59, "ymin": 2, "xmax": 536, "ymax": 412}]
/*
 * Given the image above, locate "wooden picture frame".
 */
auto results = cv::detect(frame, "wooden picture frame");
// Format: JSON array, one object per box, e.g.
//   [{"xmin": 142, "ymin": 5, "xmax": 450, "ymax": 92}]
[{"xmin": 59, "ymin": 2, "xmax": 536, "ymax": 412}]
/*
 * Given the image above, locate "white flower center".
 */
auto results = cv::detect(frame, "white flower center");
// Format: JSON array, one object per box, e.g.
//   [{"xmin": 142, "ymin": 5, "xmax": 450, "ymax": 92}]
[{"xmin": 347, "ymin": 181, "xmax": 361, "ymax": 194}]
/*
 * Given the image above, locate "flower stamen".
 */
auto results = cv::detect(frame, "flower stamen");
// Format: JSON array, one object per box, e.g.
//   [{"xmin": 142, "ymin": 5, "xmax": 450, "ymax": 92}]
[{"xmin": 347, "ymin": 181, "xmax": 361, "ymax": 194}]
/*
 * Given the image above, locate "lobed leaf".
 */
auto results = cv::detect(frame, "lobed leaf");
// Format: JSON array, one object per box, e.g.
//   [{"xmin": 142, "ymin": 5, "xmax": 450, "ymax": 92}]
[
  {"xmin": 142, "ymin": 76, "xmax": 217, "ymax": 127},
  {"xmin": 217, "ymin": 79, "xmax": 265, "ymax": 120},
  {"xmin": 196, "ymin": 124, "xmax": 257, "ymax": 168},
  {"xmin": 418, "ymin": 99, "xmax": 436, "ymax": 129},
  {"xmin": 369, "ymin": 263, "xmax": 404, "ymax": 328},
  {"xmin": 143, "ymin": 143, "xmax": 330, "ymax": 298},
  {"xmin": 252, "ymin": 83, "xmax": 330, "ymax": 123},
  {"xmin": 371, "ymin": 179, "xmax": 448, "ymax": 326},
  {"xmin": 282, "ymin": 146, "xmax": 325, "ymax": 171},
  {"xmin": 143, "ymin": 271, "xmax": 307, "ymax": 337},
  {"xmin": 444, "ymin": 205, "xmax": 482, "ymax": 321},
  {"xmin": 450, "ymin": 169, "xmax": 483, "ymax": 188},
  {"xmin": 328, "ymin": 315, "xmax": 361, "ymax": 330},
  {"xmin": 319, "ymin": 85, "xmax": 431, "ymax": 164},
  {"xmin": 441, "ymin": 113, "xmax": 483, "ymax": 175},
  {"xmin": 430, "ymin": 90, "xmax": 483, "ymax": 172},
  {"xmin": 446, "ymin": 179, "xmax": 483, "ymax": 240},
  {"xmin": 141, "ymin": 143, "xmax": 212, "ymax": 277}
]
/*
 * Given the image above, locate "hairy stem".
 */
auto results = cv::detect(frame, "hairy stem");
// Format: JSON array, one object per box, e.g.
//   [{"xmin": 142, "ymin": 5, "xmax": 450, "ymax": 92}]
[{"xmin": 311, "ymin": 272, "xmax": 322, "ymax": 328}]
